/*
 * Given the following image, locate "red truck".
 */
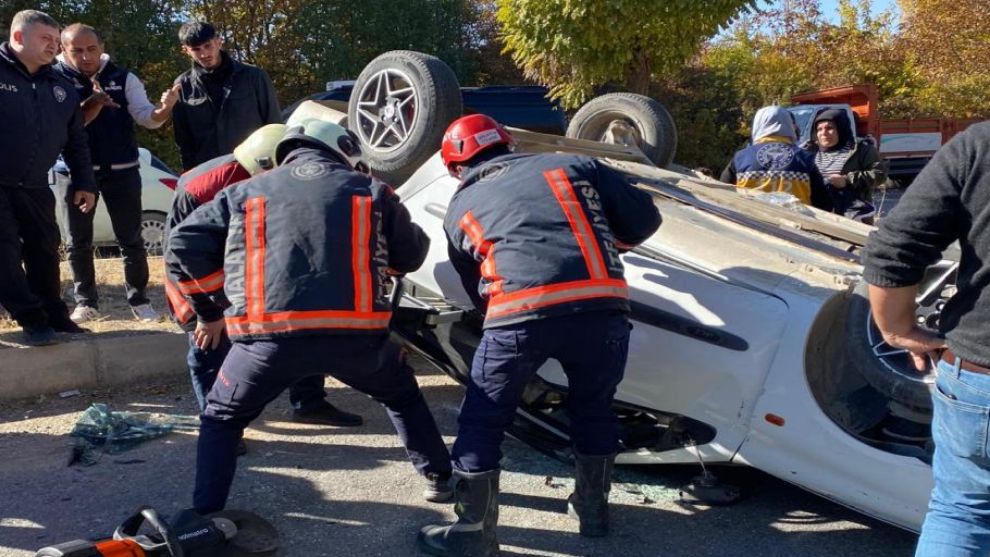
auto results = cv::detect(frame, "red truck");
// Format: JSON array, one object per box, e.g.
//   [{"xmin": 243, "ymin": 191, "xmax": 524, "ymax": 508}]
[{"xmin": 786, "ymin": 84, "xmax": 981, "ymax": 186}]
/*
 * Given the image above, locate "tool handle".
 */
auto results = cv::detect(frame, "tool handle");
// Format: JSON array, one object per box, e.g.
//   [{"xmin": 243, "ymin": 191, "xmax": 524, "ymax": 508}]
[{"xmin": 113, "ymin": 507, "xmax": 184, "ymax": 557}]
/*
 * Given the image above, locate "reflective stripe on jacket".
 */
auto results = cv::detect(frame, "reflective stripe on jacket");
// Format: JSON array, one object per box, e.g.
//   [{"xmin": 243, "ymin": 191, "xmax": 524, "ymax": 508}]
[
  {"xmin": 165, "ymin": 147, "xmax": 429, "ymax": 340},
  {"xmin": 444, "ymin": 153, "xmax": 661, "ymax": 328},
  {"xmin": 732, "ymin": 138, "xmax": 819, "ymax": 203},
  {"xmin": 162, "ymin": 154, "xmax": 250, "ymax": 330}
]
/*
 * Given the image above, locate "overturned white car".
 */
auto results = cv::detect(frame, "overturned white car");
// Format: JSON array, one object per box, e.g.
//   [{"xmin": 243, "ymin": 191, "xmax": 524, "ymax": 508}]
[{"xmin": 292, "ymin": 51, "xmax": 953, "ymax": 532}]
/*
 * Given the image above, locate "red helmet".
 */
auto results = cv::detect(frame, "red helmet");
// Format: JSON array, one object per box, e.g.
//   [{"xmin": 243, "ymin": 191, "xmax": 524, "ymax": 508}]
[{"xmin": 440, "ymin": 114, "xmax": 513, "ymax": 173}]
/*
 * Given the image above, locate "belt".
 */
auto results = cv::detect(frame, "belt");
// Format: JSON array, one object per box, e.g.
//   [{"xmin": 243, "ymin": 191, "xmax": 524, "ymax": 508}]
[{"xmin": 941, "ymin": 348, "xmax": 990, "ymax": 375}]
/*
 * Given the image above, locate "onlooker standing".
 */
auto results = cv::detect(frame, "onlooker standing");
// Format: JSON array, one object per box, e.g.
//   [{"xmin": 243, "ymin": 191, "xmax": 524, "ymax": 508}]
[
  {"xmin": 0, "ymin": 10, "xmax": 96, "ymax": 345},
  {"xmin": 171, "ymin": 21, "xmax": 280, "ymax": 171},
  {"xmin": 721, "ymin": 105, "xmax": 832, "ymax": 211},
  {"xmin": 55, "ymin": 23, "xmax": 180, "ymax": 323},
  {"xmin": 863, "ymin": 123, "xmax": 990, "ymax": 555},
  {"xmin": 807, "ymin": 108, "xmax": 886, "ymax": 224}
]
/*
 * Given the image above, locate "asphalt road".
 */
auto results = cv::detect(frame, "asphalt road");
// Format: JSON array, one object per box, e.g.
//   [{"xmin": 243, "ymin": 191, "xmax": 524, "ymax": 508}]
[{"xmin": 0, "ymin": 358, "xmax": 918, "ymax": 557}]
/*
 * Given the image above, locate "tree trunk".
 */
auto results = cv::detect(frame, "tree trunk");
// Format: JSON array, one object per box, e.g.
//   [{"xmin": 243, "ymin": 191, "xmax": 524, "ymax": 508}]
[{"xmin": 627, "ymin": 47, "xmax": 652, "ymax": 95}]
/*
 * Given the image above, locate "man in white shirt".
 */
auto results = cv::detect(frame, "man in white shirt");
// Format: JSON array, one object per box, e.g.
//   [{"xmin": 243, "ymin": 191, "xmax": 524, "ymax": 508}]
[{"xmin": 54, "ymin": 23, "xmax": 180, "ymax": 323}]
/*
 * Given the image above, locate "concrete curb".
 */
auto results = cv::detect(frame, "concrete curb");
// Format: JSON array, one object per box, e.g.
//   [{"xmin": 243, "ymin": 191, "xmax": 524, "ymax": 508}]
[{"xmin": 0, "ymin": 331, "xmax": 187, "ymax": 401}]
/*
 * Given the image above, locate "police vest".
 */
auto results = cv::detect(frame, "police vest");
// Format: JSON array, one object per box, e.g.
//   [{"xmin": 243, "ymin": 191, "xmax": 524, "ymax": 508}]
[{"xmin": 56, "ymin": 60, "xmax": 139, "ymax": 173}]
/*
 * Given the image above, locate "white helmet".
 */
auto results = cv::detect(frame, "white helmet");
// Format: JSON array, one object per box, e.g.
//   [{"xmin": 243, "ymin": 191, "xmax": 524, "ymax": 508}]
[
  {"xmin": 233, "ymin": 123, "xmax": 287, "ymax": 175},
  {"xmin": 275, "ymin": 119, "xmax": 369, "ymax": 174}
]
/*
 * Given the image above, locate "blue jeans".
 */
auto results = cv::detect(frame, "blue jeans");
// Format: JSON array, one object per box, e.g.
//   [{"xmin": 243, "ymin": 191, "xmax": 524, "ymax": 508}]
[
  {"xmin": 186, "ymin": 332, "xmax": 326, "ymax": 412},
  {"xmin": 916, "ymin": 357, "xmax": 990, "ymax": 556},
  {"xmin": 452, "ymin": 311, "xmax": 630, "ymax": 473}
]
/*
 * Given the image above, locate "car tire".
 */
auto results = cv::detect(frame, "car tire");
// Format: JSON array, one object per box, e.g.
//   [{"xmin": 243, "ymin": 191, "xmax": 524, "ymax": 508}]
[
  {"xmin": 141, "ymin": 211, "xmax": 167, "ymax": 256},
  {"xmin": 348, "ymin": 50, "xmax": 463, "ymax": 184},
  {"xmin": 566, "ymin": 92, "xmax": 678, "ymax": 168},
  {"xmin": 843, "ymin": 280, "xmax": 936, "ymax": 412}
]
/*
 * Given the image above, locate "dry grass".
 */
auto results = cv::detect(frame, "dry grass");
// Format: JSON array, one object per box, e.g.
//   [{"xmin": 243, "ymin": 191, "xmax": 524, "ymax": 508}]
[{"xmin": 0, "ymin": 256, "xmax": 181, "ymax": 341}]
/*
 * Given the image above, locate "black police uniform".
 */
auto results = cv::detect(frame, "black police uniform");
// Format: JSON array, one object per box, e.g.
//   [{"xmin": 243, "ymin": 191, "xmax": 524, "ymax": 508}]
[{"xmin": 0, "ymin": 42, "xmax": 95, "ymax": 329}]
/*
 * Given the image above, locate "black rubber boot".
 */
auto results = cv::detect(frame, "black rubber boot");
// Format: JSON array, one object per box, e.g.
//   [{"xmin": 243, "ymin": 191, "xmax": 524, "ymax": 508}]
[
  {"xmin": 566, "ymin": 451, "xmax": 614, "ymax": 537},
  {"xmin": 418, "ymin": 469, "xmax": 500, "ymax": 556}
]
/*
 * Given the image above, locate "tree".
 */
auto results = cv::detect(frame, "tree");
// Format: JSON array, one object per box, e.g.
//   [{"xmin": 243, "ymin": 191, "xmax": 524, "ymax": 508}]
[
  {"xmin": 898, "ymin": 0, "xmax": 990, "ymax": 117},
  {"xmin": 496, "ymin": 0, "xmax": 758, "ymax": 108}
]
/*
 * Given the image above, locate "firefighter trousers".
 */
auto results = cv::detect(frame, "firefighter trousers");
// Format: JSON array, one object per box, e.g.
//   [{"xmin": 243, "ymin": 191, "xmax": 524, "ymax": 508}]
[
  {"xmin": 452, "ymin": 311, "xmax": 630, "ymax": 473},
  {"xmin": 193, "ymin": 333, "xmax": 451, "ymax": 513}
]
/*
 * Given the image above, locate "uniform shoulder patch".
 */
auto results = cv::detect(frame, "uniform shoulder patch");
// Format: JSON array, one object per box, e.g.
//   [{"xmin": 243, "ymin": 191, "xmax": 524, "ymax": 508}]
[{"xmin": 290, "ymin": 161, "xmax": 331, "ymax": 180}]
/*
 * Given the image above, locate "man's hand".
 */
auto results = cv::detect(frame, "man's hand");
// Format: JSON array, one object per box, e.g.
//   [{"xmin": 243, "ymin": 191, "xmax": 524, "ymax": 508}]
[
  {"xmin": 88, "ymin": 79, "xmax": 120, "ymax": 109},
  {"xmin": 880, "ymin": 326, "xmax": 946, "ymax": 372},
  {"xmin": 194, "ymin": 318, "xmax": 227, "ymax": 350},
  {"xmin": 160, "ymin": 84, "xmax": 181, "ymax": 110},
  {"xmin": 826, "ymin": 174, "xmax": 847, "ymax": 189},
  {"xmin": 868, "ymin": 284, "xmax": 946, "ymax": 372},
  {"xmin": 73, "ymin": 190, "xmax": 96, "ymax": 214}
]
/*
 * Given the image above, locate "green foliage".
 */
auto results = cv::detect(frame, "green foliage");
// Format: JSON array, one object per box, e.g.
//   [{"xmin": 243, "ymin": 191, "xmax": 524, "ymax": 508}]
[{"xmin": 496, "ymin": 0, "xmax": 757, "ymax": 108}]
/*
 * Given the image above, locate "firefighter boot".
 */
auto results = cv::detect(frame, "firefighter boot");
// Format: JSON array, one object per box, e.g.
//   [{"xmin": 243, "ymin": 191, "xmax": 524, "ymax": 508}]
[
  {"xmin": 566, "ymin": 451, "xmax": 615, "ymax": 537},
  {"xmin": 418, "ymin": 469, "xmax": 500, "ymax": 557}
]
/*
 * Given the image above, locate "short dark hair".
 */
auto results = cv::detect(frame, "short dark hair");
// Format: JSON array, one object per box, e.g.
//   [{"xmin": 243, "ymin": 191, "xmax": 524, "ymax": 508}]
[
  {"xmin": 10, "ymin": 10, "xmax": 59, "ymax": 38},
  {"xmin": 178, "ymin": 21, "xmax": 216, "ymax": 46}
]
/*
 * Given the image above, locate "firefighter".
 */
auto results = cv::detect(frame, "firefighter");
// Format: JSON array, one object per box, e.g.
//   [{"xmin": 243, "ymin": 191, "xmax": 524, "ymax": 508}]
[
  {"xmin": 165, "ymin": 120, "xmax": 452, "ymax": 514},
  {"xmin": 163, "ymin": 123, "xmax": 363, "ymax": 449},
  {"xmin": 418, "ymin": 115, "xmax": 662, "ymax": 556}
]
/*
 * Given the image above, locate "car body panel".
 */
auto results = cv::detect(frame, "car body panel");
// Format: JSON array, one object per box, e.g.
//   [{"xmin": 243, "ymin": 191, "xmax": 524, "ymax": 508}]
[
  {"xmin": 52, "ymin": 147, "xmax": 177, "ymax": 247},
  {"xmin": 294, "ymin": 102, "xmax": 935, "ymax": 532}
]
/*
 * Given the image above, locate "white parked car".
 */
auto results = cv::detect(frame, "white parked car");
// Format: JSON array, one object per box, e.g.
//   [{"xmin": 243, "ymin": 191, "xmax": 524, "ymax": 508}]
[
  {"xmin": 290, "ymin": 51, "xmax": 953, "ymax": 533},
  {"xmin": 51, "ymin": 147, "xmax": 178, "ymax": 255}
]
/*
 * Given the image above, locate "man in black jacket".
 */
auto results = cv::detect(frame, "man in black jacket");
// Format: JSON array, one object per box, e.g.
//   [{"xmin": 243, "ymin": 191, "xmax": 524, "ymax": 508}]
[
  {"xmin": 863, "ymin": 122, "xmax": 990, "ymax": 555},
  {"xmin": 55, "ymin": 23, "xmax": 181, "ymax": 324},
  {"xmin": 0, "ymin": 10, "xmax": 96, "ymax": 345},
  {"xmin": 171, "ymin": 21, "xmax": 280, "ymax": 171}
]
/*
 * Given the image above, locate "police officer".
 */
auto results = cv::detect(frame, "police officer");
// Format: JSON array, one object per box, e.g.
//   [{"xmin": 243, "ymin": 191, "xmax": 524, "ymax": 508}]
[
  {"xmin": 165, "ymin": 120, "xmax": 452, "ymax": 514},
  {"xmin": 164, "ymin": 123, "xmax": 363, "ymax": 444},
  {"xmin": 55, "ymin": 23, "xmax": 181, "ymax": 323},
  {"xmin": 418, "ymin": 115, "xmax": 662, "ymax": 556},
  {"xmin": 0, "ymin": 10, "xmax": 96, "ymax": 345}
]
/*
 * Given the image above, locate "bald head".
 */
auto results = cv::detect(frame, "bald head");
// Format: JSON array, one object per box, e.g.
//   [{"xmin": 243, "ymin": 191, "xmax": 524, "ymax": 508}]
[{"xmin": 61, "ymin": 23, "xmax": 100, "ymax": 44}]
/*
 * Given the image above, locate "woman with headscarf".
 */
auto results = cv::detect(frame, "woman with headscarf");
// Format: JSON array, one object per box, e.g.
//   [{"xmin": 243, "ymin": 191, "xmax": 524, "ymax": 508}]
[
  {"xmin": 721, "ymin": 105, "xmax": 832, "ymax": 210},
  {"xmin": 807, "ymin": 108, "xmax": 886, "ymax": 224}
]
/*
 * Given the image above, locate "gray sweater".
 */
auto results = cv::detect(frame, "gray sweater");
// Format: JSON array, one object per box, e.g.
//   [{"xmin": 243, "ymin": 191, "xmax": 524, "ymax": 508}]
[{"xmin": 862, "ymin": 122, "xmax": 990, "ymax": 366}]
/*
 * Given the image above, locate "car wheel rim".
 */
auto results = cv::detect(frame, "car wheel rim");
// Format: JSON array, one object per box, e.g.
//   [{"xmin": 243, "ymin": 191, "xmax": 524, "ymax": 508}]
[
  {"xmin": 597, "ymin": 118, "xmax": 643, "ymax": 149},
  {"xmin": 354, "ymin": 68, "xmax": 418, "ymax": 153},
  {"xmin": 142, "ymin": 219, "xmax": 165, "ymax": 254},
  {"xmin": 865, "ymin": 265, "xmax": 956, "ymax": 386}
]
